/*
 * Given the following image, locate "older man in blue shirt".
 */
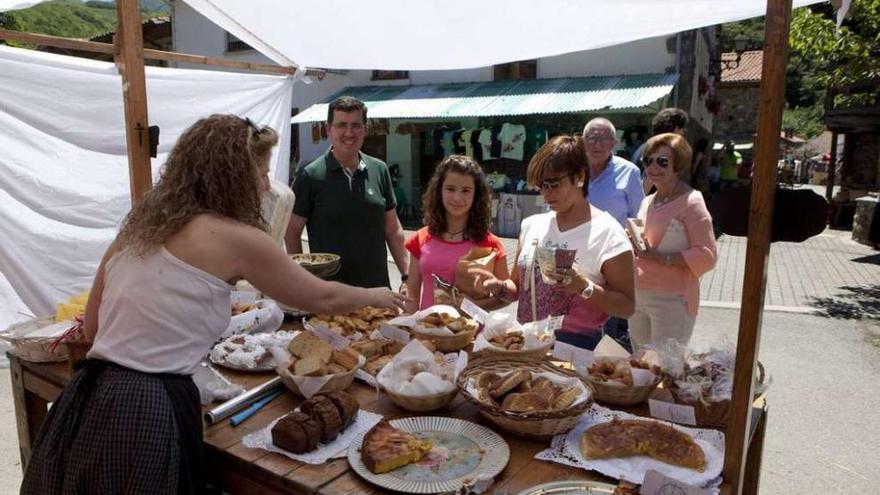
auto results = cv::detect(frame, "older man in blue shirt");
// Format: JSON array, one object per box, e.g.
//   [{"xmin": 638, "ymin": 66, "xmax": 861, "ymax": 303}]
[
  {"xmin": 581, "ymin": 117, "xmax": 642, "ymax": 352},
  {"xmin": 582, "ymin": 118, "xmax": 644, "ymax": 225}
]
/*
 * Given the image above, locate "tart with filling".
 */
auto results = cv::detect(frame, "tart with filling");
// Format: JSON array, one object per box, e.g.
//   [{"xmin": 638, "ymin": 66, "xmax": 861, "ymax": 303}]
[{"xmin": 360, "ymin": 420, "xmax": 433, "ymax": 474}]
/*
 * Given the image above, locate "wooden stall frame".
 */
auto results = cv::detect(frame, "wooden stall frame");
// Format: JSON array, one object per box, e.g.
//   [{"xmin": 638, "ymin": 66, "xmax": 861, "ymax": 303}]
[{"xmin": 2, "ymin": 0, "xmax": 803, "ymax": 493}]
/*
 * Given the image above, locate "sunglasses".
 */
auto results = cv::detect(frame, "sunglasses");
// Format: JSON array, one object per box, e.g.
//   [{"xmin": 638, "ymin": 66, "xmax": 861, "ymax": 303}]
[
  {"xmin": 539, "ymin": 174, "xmax": 573, "ymax": 191},
  {"xmin": 642, "ymin": 155, "xmax": 671, "ymax": 168}
]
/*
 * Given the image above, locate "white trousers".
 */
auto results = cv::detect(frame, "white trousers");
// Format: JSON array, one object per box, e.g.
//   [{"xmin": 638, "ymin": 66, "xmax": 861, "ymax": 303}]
[{"xmin": 628, "ymin": 289, "xmax": 696, "ymax": 351}]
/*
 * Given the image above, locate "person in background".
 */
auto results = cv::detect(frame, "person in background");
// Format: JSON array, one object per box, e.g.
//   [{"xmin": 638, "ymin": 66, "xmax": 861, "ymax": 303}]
[
  {"xmin": 717, "ymin": 139, "xmax": 742, "ymax": 190},
  {"xmin": 582, "ymin": 117, "xmax": 643, "ymax": 351},
  {"xmin": 286, "ymin": 96, "xmax": 409, "ymax": 289},
  {"xmin": 629, "ymin": 133, "xmax": 717, "ymax": 350},
  {"xmin": 631, "ymin": 107, "xmax": 689, "ymax": 173},
  {"xmin": 691, "ymin": 138, "xmax": 711, "ymax": 194},
  {"xmin": 476, "ymin": 135, "xmax": 635, "ymax": 350},
  {"xmin": 404, "ymin": 155, "xmax": 508, "ymax": 312},
  {"xmin": 21, "ymin": 115, "xmax": 408, "ymax": 494}
]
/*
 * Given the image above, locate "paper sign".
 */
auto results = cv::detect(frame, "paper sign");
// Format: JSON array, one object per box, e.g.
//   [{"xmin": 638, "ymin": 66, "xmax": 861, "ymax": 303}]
[
  {"xmin": 552, "ymin": 341, "xmax": 593, "ymax": 368},
  {"xmin": 309, "ymin": 324, "xmax": 349, "ymax": 350},
  {"xmin": 640, "ymin": 469, "xmax": 713, "ymax": 495},
  {"xmin": 648, "ymin": 399, "xmax": 697, "ymax": 426},
  {"xmin": 459, "ymin": 298, "xmax": 488, "ymax": 324},
  {"xmin": 379, "ymin": 323, "xmax": 410, "ymax": 344}
]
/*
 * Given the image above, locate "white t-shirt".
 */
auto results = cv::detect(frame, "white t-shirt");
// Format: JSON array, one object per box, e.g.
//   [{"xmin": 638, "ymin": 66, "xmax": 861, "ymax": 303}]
[
  {"xmin": 516, "ymin": 210, "xmax": 631, "ymax": 332},
  {"xmin": 499, "ymin": 123, "xmax": 526, "ymax": 160}
]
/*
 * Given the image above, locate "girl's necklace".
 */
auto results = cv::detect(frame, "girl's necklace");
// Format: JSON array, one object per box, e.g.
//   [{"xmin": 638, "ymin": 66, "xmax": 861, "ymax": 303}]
[
  {"xmin": 654, "ymin": 183, "xmax": 680, "ymax": 207},
  {"xmin": 444, "ymin": 228, "xmax": 465, "ymax": 240}
]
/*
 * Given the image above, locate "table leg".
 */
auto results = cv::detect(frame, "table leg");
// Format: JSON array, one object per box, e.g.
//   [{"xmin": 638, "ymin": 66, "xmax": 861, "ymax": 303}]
[
  {"xmin": 10, "ymin": 357, "xmax": 48, "ymax": 472},
  {"xmin": 742, "ymin": 407, "xmax": 768, "ymax": 495}
]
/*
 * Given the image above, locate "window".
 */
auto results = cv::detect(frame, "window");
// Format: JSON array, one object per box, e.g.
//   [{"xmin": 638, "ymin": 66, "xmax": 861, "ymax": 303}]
[
  {"xmin": 372, "ymin": 70, "xmax": 409, "ymax": 81},
  {"xmin": 493, "ymin": 60, "xmax": 537, "ymax": 81},
  {"xmin": 225, "ymin": 32, "xmax": 252, "ymax": 52}
]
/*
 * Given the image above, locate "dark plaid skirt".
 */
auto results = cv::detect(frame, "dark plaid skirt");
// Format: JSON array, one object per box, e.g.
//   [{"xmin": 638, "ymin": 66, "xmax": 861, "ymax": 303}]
[{"xmin": 20, "ymin": 359, "xmax": 207, "ymax": 495}]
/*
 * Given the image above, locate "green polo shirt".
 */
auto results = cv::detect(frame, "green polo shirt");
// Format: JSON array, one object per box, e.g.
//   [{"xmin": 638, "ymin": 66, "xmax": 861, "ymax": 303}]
[{"xmin": 292, "ymin": 148, "xmax": 396, "ymax": 288}]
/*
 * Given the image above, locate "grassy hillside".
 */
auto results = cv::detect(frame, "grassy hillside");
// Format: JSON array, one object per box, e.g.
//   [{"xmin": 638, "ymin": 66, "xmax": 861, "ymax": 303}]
[{"xmin": 0, "ymin": 0, "xmax": 167, "ymax": 39}]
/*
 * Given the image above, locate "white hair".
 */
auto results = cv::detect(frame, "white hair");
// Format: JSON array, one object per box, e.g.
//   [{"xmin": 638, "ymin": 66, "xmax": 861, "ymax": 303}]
[{"xmin": 583, "ymin": 118, "xmax": 617, "ymax": 141}]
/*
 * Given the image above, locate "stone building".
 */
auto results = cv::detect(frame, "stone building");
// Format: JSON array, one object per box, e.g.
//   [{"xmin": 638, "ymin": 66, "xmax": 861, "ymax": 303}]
[{"xmin": 713, "ymin": 50, "xmax": 763, "ymax": 148}]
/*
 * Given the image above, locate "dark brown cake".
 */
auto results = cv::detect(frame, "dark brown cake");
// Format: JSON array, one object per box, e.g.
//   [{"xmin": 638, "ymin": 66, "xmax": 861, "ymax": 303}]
[
  {"xmin": 302, "ymin": 395, "xmax": 344, "ymax": 442},
  {"xmin": 325, "ymin": 391, "xmax": 360, "ymax": 427},
  {"xmin": 272, "ymin": 412, "xmax": 315, "ymax": 454}
]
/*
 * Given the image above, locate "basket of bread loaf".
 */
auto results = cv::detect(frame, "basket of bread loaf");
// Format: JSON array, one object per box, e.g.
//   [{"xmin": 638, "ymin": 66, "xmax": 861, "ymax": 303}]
[
  {"xmin": 276, "ymin": 332, "xmax": 365, "ymax": 398},
  {"xmin": 376, "ymin": 339, "xmax": 464, "ymax": 412},
  {"xmin": 457, "ymin": 357, "xmax": 592, "ymax": 439},
  {"xmin": 389, "ymin": 305, "xmax": 478, "ymax": 352},
  {"xmin": 472, "ymin": 314, "xmax": 557, "ymax": 361}
]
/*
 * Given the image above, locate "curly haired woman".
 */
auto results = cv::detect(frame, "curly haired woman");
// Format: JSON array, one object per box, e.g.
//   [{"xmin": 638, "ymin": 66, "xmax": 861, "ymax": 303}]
[
  {"xmin": 404, "ymin": 155, "xmax": 508, "ymax": 312},
  {"xmin": 21, "ymin": 115, "xmax": 408, "ymax": 495}
]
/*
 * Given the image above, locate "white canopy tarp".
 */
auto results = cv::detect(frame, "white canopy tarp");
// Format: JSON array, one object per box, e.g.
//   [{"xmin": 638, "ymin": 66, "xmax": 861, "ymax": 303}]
[
  {"xmin": 0, "ymin": 45, "xmax": 293, "ymax": 328},
  {"xmin": 178, "ymin": 0, "xmax": 824, "ymax": 70}
]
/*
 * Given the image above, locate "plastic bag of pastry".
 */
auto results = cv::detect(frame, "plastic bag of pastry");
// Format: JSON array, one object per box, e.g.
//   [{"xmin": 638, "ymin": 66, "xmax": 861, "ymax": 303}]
[
  {"xmin": 193, "ymin": 362, "xmax": 244, "ymax": 405},
  {"xmin": 431, "ymin": 274, "xmax": 462, "ymax": 308},
  {"xmin": 222, "ymin": 299, "xmax": 284, "ymax": 339}
]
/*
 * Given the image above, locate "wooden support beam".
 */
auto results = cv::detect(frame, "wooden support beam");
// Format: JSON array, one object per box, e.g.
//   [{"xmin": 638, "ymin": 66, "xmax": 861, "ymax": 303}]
[
  {"xmin": 827, "ymin": 131, "xmax": 838, "ymax": 205},
  {"xmin": 116, "ymin": 0, "xmax": 152, "ymax": 203},
  {"xmin": 722, "ymin": 0, "xmax": 792, "ymax": 493},
  {"xmin": 0, "ymin": 28, "xmax": 296, "ymax": 75}
]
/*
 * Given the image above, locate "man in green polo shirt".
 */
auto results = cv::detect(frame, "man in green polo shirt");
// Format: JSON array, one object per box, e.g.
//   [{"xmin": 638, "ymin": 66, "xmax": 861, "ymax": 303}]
[
  {"xmin": 717, "ymin": 140, "xmax": 742, "ymax": 190},
  {"xmin": 285, "ymin": 96, "xmax": 409, "ymax": 289}
]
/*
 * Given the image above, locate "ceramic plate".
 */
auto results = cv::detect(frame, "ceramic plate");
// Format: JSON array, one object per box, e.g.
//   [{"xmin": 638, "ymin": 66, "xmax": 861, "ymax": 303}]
[
  {"xmin": 348, "ymin": 416, "xmax": 509, "ymax": 494},
  {"xmin": 515, "ymin": 480, "xmax": 618, "ymax": 495}
]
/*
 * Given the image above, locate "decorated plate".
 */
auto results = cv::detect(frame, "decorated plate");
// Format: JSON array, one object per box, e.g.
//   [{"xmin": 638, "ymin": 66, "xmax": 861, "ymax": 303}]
[
  {"xmin": 348, "ymin": 416, "xmax": 509, "ymax": 494},
  {"xmin": 516, "ymin": 480, "xmax": 618, "ymax": 494}
]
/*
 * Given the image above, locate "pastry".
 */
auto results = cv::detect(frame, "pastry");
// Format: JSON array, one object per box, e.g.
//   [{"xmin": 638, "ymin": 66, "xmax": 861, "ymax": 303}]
[
  {"xmin": 271, "ymin": 411, "xmax": 321, "ymax": 454},
  {"xmin": 360, "ymin": 420, "xmax": 433, "ymax": 474},
  {"xmin": 364, "ymin": 354, "xmax": 393, "ymax": 376},
  {"xmin": 332, "ymin": 347, "xmax": 361, "ymax": 371},
  {"xmin": 500, "ymin": 392, "xmax": 550, "ymax": 412},
  {"xmin": 580, "ymin": 419, "xmax": 707, "ymax": 471},
  {"xmin": 552, "ymin": 386, "xmax": 581, "ymax": 410},
  {"xmin": 301, "ymin": 395, "xmax": 344, "ymax": 442},
  {"xmin": 326, "ymin": 391, "xmax": 360, "ymax": 426},
  {"xmin": 490, "ymin": 370, "xmax": 530, "ymax": 398},
  {"xmin": 292, "ymin": 355, "xmax": 325, "ymax": 377}
]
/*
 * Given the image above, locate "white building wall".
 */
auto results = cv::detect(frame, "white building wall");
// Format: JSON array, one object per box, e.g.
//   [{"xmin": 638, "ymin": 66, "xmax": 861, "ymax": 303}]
[
  {"xmin": 688, "ymin": 31, "xmax": 715, "ymax": 133},
  {"xmin": 538, "ymin": 36, "xmax": 674, "ymax": 78}
]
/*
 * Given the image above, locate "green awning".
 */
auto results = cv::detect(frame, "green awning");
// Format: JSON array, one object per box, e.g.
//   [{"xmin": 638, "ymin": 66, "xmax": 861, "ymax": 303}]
[{"xmin": 291, "ymin": 73, "xmax": 678, "ymax": 124}]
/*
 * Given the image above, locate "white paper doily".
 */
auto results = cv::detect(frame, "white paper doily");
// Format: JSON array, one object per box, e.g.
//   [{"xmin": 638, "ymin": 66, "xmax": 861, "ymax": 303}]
[
  {"xmin": 535, "ymin": 405, "xmax": 725, "ymax": 489},
  {"xmin": 242, "ymin": 409, "xmax": 383, "ymax": 464}
]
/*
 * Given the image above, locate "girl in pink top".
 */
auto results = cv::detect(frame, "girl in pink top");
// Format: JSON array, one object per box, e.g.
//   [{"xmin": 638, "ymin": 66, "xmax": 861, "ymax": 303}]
[
  {"xmin": 404, "ymin": 155, "xmax": 508, "ymax": 311},
  {"xmin": 629, "ymin": 133, "xmax": 717, "ymax": 350}
]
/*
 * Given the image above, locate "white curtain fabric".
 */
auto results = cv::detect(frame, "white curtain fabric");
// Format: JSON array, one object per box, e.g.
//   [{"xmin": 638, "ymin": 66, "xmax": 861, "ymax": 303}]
[
  {"xmin": 0, "ymin": 45, "xmax": 293, "ymax": 328},
  {"xmin": 180, "ymin": 0, "xmax": 823, "ymax": 70}
]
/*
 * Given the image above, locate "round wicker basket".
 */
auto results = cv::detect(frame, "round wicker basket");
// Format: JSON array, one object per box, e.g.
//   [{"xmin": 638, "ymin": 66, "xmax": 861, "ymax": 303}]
[
  {"xmin": 410, "ymin": 327, "xmax": 476, "ymax": 352},
  {"xmin": 583, "ymin": 373, "xmax": 662, "ymax": 406},
  {"xmin": 456, "ymin": 357, "xmax": 592, "ymax": 439},
  {"xmin": 275, "ymin": 355, "xmax": 364, "ymax": 398},
  {"xmin": 381, "ymin": 385, "xmax": 459, "ymax": 412},
  {"xmin": 289, "ymin": 253, "xmax": 341, "ymax": 279}
]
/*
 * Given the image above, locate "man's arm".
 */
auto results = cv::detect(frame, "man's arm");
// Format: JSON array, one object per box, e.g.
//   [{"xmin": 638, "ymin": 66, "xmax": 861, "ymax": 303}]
[
  {"xmin": 285, "ymin": 214, "xmax": 307, "ymax": 254},
  {"xmin": 384, "ymin": 209, "xmax": 409, "ymax": 280}
]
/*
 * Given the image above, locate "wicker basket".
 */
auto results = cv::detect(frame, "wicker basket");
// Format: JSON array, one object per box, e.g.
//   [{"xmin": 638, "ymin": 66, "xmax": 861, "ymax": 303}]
[
  {"xmin": 456, "ymin": 357, "xmax": 592, "ymax": 439},
  {"xmin": 381, "ymin": 385, "xmax": 458, "ymax": 412},
  {"xmin": 411, "ymin": 327, "xmax": 476, "ymax": 353},
  {"xmin": 275, "ymin": 355, "xmax": 364, "ymax": 398},
  {"xmin": 0, "ymin": 316, "xmax": 70, "ymax": 363},
  {"xmin": 289, "ymin": 253, "xmax": 341, "ymax": 279},
  {"xmin": 583, "ymin": 373, "xmax": 662, "ymax": 406},
  {"xmin": 664, "ymin": 361, "xmax": 767, "ymax": 428}
]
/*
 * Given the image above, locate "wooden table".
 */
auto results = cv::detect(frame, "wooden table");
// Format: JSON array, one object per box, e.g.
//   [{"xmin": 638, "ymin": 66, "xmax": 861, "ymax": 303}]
[{"xmin": 9, "ymin": 353, "xmax": 767, "ymax": 494}]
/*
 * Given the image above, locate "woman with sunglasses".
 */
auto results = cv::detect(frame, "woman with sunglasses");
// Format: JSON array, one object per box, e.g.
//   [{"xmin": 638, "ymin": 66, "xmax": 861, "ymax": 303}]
[
  {"xmin": 21, "ymin": 115, "xmax": 408, "ymax": 494},
  {"xmin": 628, "ymin": 133, "xmax": 717, "ymax": 350},
  {"xmin": 476, "ymin": 135, "xmax": 635, "ymax": 350},
  {"xmin": 404, "ymin": 155, "xmax": 508, "ymax": 312}
]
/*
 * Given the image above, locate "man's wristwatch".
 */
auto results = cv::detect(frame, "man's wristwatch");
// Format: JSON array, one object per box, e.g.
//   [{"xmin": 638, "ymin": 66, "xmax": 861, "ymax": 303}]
[{"xmin": 581, "ymin": 279, "xmax": 595, "ymax": 299}]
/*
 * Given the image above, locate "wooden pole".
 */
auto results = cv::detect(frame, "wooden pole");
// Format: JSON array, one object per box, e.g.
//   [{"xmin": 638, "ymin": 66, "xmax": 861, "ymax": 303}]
[
  {"xmin": 115, "ymin": 0, "xmax": 152, "ymax": 203},
  {"xmin": 722, "ymin": 0, "xmax": 792, "ymax": 493},
  {"xmin": 826, "ymin": 131, "xmax": 838, "ymax": 205},
  {"xmin": 0, "ymin": 28, "xmax": 297, "ymax": 75}
]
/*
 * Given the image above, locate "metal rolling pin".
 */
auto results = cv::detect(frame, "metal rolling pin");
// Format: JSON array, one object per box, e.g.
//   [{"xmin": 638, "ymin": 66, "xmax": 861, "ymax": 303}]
[{"xmin": 204, "ymin": 376, "xmax": 284, "ymax": 425}]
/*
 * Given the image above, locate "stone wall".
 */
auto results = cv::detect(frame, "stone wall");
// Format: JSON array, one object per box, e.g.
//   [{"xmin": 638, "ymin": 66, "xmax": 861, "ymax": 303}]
[{"xmin": 713, "ymin": 83, "xmax": 760, "ymax": 141}]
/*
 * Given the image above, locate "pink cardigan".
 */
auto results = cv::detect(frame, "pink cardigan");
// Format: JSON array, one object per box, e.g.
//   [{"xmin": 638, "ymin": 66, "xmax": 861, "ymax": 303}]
[{"xmin": 635, "ymin": 189, "xmax": 717, "ymax": 316}]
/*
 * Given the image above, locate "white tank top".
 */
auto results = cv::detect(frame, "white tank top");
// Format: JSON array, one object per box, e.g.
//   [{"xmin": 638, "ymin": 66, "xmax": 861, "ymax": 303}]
[{"xmin": 88, "ymin": 247, "xmax": 232, "ymax": 374}]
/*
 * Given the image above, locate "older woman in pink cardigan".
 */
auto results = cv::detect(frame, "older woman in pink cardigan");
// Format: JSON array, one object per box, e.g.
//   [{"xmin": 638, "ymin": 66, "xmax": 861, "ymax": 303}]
[{"xmin": 628, "ymin": 133, "xmax": 717, "ymax": 349}]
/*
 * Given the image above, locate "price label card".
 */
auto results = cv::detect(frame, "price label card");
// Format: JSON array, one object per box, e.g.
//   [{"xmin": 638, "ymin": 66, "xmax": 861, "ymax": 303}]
[
  {"xmin": 551, "ymin": 341, "xmax": 593, "ymax": 369},
  {"xmin": 459, "ymin": 298, "xmax": 488, "ymax": 325},
  {"xmin": 640, "ymin": 469, "xmax": 713, "ymax": 495},
  {"xmin": 648, "ymin": 399, "xmax": 697, "ymax": 426},
  {"xmin": 309, "ymin": 324, "xmax": 350, "ymax": 350},
  {"xmin": 379, "ymin": 323, "xmax": 410, "ymax": 344}
]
